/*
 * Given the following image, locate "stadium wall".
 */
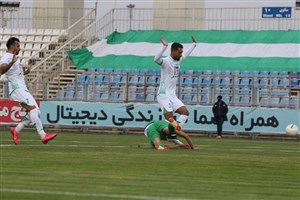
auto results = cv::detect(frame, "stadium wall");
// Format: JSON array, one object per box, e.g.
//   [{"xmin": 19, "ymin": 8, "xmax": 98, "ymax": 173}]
[{"xmin": 1, "ymin": 100, "xmax": 298, "ymax": 134}]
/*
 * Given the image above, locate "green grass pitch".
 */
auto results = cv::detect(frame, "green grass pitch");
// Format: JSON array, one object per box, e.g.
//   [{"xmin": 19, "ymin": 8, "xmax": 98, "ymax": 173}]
[{"xmin": 0, "ymin": 131, "xmax": 299, "ymax": 200}]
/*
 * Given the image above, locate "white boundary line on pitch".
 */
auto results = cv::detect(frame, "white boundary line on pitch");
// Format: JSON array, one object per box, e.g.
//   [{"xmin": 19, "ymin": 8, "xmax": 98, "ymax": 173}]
[
  {"xmin": 0, "ymin": 144, "xmax": 99, "ymax": 148},
  {"xmin": 0, "ymin": 188, "xmax": 196, "ymax": 200}
]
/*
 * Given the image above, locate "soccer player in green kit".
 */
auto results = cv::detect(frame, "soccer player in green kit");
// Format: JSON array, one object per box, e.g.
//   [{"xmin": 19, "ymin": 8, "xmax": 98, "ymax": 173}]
[{"xmin": 144, "ymin": 118, "xmax": 195, "ymax": 150}]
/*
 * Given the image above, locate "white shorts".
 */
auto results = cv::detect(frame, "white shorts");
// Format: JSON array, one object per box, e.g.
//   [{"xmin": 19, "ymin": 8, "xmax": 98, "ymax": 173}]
[
  {"xmin": 10, "ymin": 88, "xmax": 39, "ymax": 109},
  {"xmin": 157, "ymin": 94, "xmax": 184, "ymax": 114}
]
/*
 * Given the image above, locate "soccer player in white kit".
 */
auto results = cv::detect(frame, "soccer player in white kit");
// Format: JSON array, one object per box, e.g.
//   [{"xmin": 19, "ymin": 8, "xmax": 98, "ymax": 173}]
[
  {"xmin": 0, "ymin": 37, "xmax": 57, "ymax": 145},
  {"xmin": 154, "ymin": 36, "xmax": 196, "ymax": 144}
]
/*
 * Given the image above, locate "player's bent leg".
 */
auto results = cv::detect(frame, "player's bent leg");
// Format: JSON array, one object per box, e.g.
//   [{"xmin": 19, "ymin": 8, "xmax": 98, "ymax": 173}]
[
  {"xmin": 175, "ymin": 106, "xmax": 189, "ymax": 128},
  {"xmin": 153, "ymin": 138, "xmax": 169, "ymax": 150},
  {"xmin": 28, "ymin": 108, "xmax": 57, "ymax": 144},
  {"xmin": 10, "ymin": 114, "xmax": 31, "ymax": 145}
]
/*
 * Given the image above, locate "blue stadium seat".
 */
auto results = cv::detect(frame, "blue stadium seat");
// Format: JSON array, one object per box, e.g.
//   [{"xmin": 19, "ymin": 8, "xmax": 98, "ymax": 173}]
[
  {"xmin": 232, "ymin": 70, "xmax": 240, "ymax": 76},
  {"xmin": 135, "ymin": 94, "xmax": 145, "ymax": 101},
  {"xmin": 85, "ymin": 75, "xmax": 94, "ymax": 84},
  {"xmin": 94, "ymin": 75, "xmax": 103, "ymax": 84},
  {"xmin": 271, "ymin": 89, "xmax": 289, "ymax": 96},
  {"xmin": 147, "ymin": 76, "xmax": 157, "ymax": 84},
  {"xmin": 240, "ymin": 96, "xmax": 250, "ymax": 104},
  {"xmin": 56, "ymin": 90, "xmax": 65, "ymax": 100},
  {"xmin": 182, "ymin": 95, "xmax": 193, "ymax": 102},
  {"xmin": 110, "ymin": 75, "xmax": 122, "ymax": 84},
  {"xmin": 291, "ymin": 78, "xmax": 300, "ymax": 88},
  {"xmin": 75, "ymin": 91, "xmax": 84, "ymax": 100},
  {"xmin": 76, "ymin": 74, "xmax": 86, "ymax": 85},
  {"xmin": 113, "ymin": 68, "xmax": 122, "ymax": 74},
  {"xmin": 278, "ymin": 71, "xmax": 288, "ymax": 77},
  {"xmin": 240, "ymin": 70, "xmax": 250, "ymax": 77},
  {"xmin": 184, "ymin": 69, "xmax": 194, "ymax": 75},
  {"xmin": 259, "ymin": 78, "xmax": 269, "ymax": 87},
  {"xmin": 86, "ymin": 68, "xmax": 96, "ymax": 75},
  {"xmin": 220, "ymin": 77, "xmax": 231, "ymax": 86},
  {"xmin": 289, "ymin": 71, "xmax": 300, "ymax": 78},
  {"xmin": 250, "ymin": 71, "xmax": 259, "ymax": 76},
  {"xmin": 259, "ymin": 71, "xmax": 269, "ymax": 77},
  {"xmin": 203, "ymin": 70, "xmax": 212, "ymax": 75},
  {"xmin": 200, "ymin": 95, "xmax": 209, "ymax": 104},
  {"xmin": 259, "ymin": 88, "xmax": 269, "ymax": 96},
  {"xmin": 146, "ymin": 94, "xmax": 155, "ymax": 101},
  {"xmin": 214, "ymin": 77, "xmax": 221, "ymax": 86},
  {"xmin": 65, "ymin": 90, "xmax": 74, "ymax": 100},
  {"xmin": 104, "ymin": 68, "xmax": 114, "ymax": 74},
  {"xmin": 279, "ymin": 78, "xmax": 289, "ymax": 87},
  {"xmin": 269, "ymin": 71, "xmax": 279, "ymax": 76},
  {"xmin": 270, "ymin": 97, "xmax": 280, "ymax": 105},
  {"xmin": 232, "ymin": 96, "xmax": 240, "ymax": 104},
  {"xmin": 181, "ymin": 86, "xmax": 192, "ymax": 94},
  {"xmin": 100, "ymin": 93, "xmax": 108, "ymax": 100},
  {"xmin": 199, "ymin": 87, "xmax": 209, "ymax": 94},
  {"xmin": 128, "ymin": 68, "xmax": 140, "ymax": 75},
  {"xmin": 201, "ymin": 77, "xmax": 212, "ymax": 86},
  {"xmin": 65, "ymin": 84, "xmax": 75, "ymax": 91},
  {"xmin": 239, "ymin": 78, "xmax": 250, "ymax": 86},
  {"xmin": 290, "ymin": 97, "xmax": 299, "ymax": 107},
  {"xmin": 109, "ymin": 93, "xmax": 119, "ymax": 101},
  {"xmin": 182, "ymin": 77, "xmax": 194, "ymax": 86},
  {"xmin": 239, "ymin": 87, "xmax": 251, "ymax": 95},
  {"xmin": 221, "ymin": 70, "xmax": 231, "ymax": 75},
  {"xmin": 280, "ymin": 98, "xmax": 289, "ymax": 107},
  {"xmin": 260, "ymin": 97, "xmax": 269, "ymax": 106},
  {"xmin": 146, "ymin": 86, "xmax": 156, "ymax": 93},
  {"xmin": 129, "ymin": 75, "xmax": 140, "ymax": 85},
  {"xmin": 271, "ymin": 78, "xmax": 279, "ymax": 86},
  {"xmin": 213, "ymin": 70, "xmax": 222, "ymax": 75}
]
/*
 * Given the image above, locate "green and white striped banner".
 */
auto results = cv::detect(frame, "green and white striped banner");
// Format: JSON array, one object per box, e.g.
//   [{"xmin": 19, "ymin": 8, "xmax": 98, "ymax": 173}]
[{"xmin": 67, "ymin": 30, "xmax": 300, "ymax": 72}]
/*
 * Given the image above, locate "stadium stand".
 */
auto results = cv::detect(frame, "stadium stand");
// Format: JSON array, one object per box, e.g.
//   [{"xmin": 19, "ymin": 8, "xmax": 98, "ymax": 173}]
[{"xmin": 0, "ymin": 7, "xmax": 299, "ymax": 110}]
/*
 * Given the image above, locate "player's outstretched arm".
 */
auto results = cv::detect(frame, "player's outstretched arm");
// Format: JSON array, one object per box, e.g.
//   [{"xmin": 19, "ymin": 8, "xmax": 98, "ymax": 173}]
[
  {"xmin": 182, "ymin": 36, "xmax": 197, "ymax": 60},
  {"xmin": 154, "ymin": 36, "xmax": 168, "ymax": 65},
  {"xmin": 177, "ymin": 130, "xmax": 195, "ymax": 149}
]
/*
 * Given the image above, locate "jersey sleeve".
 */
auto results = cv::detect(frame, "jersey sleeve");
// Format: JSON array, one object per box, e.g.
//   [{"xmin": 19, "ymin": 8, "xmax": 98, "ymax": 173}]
[
  {"xmin": 182, "ymin": 43, "xmax": 197, "ymax": 60},
  {"xmin": 154, "ymin": 45, "xmax": 167, "ymax": 65}
]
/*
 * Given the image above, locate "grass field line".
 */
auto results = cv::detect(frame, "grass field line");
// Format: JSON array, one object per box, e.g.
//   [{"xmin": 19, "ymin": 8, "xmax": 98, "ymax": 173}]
[
  {"xmin": 0, "ymin": 144, "xmax": 99, "ymax": 148},
  {"xmin": 0, "ymin": 188, "xmax": 196, "ymax": 200}
]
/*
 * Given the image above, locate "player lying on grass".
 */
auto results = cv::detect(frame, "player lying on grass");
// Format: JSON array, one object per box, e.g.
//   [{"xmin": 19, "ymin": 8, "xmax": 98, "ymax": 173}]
[{"xmin": 144, "ymin": 118, "xmax": 195, "ymax": 150}]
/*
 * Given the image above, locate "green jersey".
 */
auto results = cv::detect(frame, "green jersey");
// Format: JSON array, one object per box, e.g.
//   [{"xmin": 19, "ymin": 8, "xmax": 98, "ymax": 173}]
[{"xmin": 145, "ymin": 120, "xmax": 176, "ymax": 146}]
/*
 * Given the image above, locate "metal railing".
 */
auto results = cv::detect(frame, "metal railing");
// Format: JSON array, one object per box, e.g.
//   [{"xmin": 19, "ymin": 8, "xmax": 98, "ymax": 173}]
[{"xmin": 1, "ymin": 7, "xmax": 299, "ymax": 100}]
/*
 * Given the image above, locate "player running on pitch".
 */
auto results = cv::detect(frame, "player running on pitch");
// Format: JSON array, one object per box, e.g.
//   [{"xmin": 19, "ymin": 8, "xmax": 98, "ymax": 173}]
[
  {"xmin": 154, "ymin": 36, "xmax": 197, "ymax": 144},
  {"xmin": 0, "ymin": 37, "xmax": 57, "ymax": 145},
  {"xmin": 144, "ymin": 118, "xmax": 195, "ymax": 150}
]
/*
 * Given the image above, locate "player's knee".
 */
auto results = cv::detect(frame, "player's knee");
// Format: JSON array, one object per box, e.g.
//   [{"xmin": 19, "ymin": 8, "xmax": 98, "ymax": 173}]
[{"xmin": 29, "ymin": 108, "xmax": 40, "ymax": 121}]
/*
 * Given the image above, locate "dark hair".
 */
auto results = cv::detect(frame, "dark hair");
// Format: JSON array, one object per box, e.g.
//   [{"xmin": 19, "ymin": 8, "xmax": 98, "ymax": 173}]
[
  {"xmin": 171, "ymin": 42, "xmax": 183, "ymax": 51},
  {"xmin": 217, "ymin": 95, "xmax": 222, "ymax": 99},
  {"xmin": 6, "ymin": 37, "xmax": 20, "ymax": 49}
]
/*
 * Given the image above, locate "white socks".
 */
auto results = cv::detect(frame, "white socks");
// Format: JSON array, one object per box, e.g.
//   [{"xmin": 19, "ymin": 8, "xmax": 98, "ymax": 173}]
[
  {"xmin": 28, "ymin": 108, "xmax": 46, "ymax": 139},
  {"xmin": 177, "ymin": 115, "xmax": 188, "ymax": 128},
  {"xmin": 15, "ymin": 114, "xmax": 31, "ymax": 133}
]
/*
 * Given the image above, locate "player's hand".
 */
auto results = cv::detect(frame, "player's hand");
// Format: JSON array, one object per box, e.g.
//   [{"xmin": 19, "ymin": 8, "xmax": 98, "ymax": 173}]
[
  {"xmin": 27, "ymin": 64, "xmax": 33, "ymax": 72},
  {"xmin": 10, "ymin": 53, "xmax": 18, "ymax": 65},
  {"xmin": 191, "ymin": 36, "xmax": 196, "ymax": 43},
  {"xmin": 160, "ymin": 37, "xmax": 168, "ymax": 46}
]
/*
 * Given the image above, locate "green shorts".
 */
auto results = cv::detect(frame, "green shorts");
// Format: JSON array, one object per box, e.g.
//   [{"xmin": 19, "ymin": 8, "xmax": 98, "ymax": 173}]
[{"xmin": 146, "ymin": 124, "xmax": 167, "ymax": 147}]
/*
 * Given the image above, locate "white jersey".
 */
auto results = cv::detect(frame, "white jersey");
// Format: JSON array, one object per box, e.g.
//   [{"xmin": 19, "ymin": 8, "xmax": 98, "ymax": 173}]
[
  {"xmin": 154, "ymin": 43, "xmax": 196, "ymax": 96},
  {"xmin": 158, "ymin": 56, "xmax": 181, "ymax": 95},
  {"xmin": 0, "ymin": 52, "xmax": 28, "ymax": 94}
]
